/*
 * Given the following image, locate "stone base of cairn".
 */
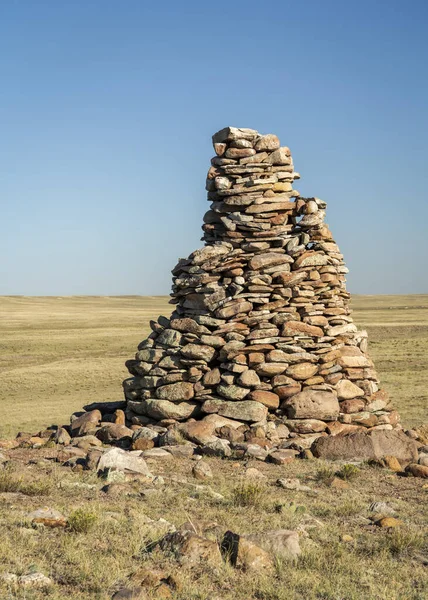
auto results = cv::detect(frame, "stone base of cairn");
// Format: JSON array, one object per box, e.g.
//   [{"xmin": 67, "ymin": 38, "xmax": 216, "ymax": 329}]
[{"xmin": 68, "ymin": 127, "xmax": 417, "ymax": 463}]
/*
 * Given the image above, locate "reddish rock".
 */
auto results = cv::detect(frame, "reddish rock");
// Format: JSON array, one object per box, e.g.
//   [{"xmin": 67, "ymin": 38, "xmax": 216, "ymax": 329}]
[
  {"xmin": 248, "ymin": 390, "xmax": 280, "ymax": 409},
  {"xmin": 285, "ymin": 362, "xmax": 318, "ymax": 381},
  {"xmin": 97, "ymin": 424, "xmax": 134, "ymax": 443},
  {"xmin": 406, "ymin": 463, "xmax": 428, "ymax": 478},
  {"xmin": 268, "ymin": 450, "xmax": 296, "ymax": 465},
  {"xmin": 282, "ymin": 321, "xmax": 323, "ymax": 337},
  {"xmin": 179, "ymin": 420, "xmax": 217, "ymax": 445},
  {"xmin": 132, "ymin": 438, "xmax": 155, "ymax": 451},
  {"xmin": 340, "ymin": 398, "xmax": 366, "ymax": 414}
]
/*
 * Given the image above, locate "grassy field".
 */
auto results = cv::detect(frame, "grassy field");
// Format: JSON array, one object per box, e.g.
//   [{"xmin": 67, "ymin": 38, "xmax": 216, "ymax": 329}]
[
  {"xmin": 0, "ymin": 295, "xmax": 427, "ymax": 438},
  {"xmin": 0, "ymin": 295, "xmax": 427, "ymax": 600}
]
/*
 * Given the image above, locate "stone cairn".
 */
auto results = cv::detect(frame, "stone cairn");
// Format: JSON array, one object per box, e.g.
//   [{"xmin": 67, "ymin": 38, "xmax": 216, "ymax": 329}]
[{"xmin": 116, "ymin": 126, "xmax": 402, "ymax": 459}]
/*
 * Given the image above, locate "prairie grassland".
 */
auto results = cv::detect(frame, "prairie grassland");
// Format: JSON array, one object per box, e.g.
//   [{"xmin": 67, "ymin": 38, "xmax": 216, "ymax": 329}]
[{"xmin": 1, "ymin": 294, "xmax": 427, "ymax": 437}]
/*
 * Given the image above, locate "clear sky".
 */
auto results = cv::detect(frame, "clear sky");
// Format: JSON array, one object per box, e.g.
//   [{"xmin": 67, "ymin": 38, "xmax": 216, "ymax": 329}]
[{"xmin": 1, "ymin": 0, "xmax": 427, "ymax": 296}]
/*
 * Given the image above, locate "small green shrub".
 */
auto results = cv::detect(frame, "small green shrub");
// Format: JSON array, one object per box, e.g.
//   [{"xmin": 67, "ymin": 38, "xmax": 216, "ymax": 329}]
[
  {"xmin": 314, "ymin": 465, "xmax": 335, "ymax": 484},
  {"xmin": 337, "ymin": 464, "xmax": 360, "ymax": 481},
  {"xmin": 232, "ymin": 482, "xmax": 266, "ymax": 507},
  {"xmin": 67, "ymin": 508, "xmax": 98, "ymax": 533}
]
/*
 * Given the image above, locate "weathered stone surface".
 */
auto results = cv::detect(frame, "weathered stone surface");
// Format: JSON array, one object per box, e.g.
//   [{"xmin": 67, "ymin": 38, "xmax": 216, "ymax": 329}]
[
  {"xmin": 97, "ymin": 447, "xmax": 152, "ymax": 476},
  {"xmin": 285, "ymin": 362, "xmax": 318, "ymax": 380},
  {"xmin": 255, "ymin": 134, "xmax": 280, "ymax": 151},
  {"xmin": 249, "ymin": 253, "xmax": 292, "ymax": 271},
  {"xmin": 312, "ymin": 430, "xmax": 418, "ymax": 463},
  {"xmin": 237, "ymin": 369, "xmax": 261, "ymax": 387},
  {"xmin": 159, "ymin": 530, "xmax": 223, "ymax": 566},
  {"xmin": 221, "ymin": 531, "xmax": 274, "ymax": 571},
  {"xmin": 170, "ymin": 318, "xmax": 209, "ymax": 335},
  {"xmin": 266, "ymin": 147, "xmax": 291, "ymax": 165},
  {"xmin": 203, "ymin": 368, "xmax": 221, "ymax": 386},
  {"xmin": 336, "ymin": 379, "xmax": 364, "ymax": 400},
  {"xmin": 179, "ymin": 421, "xmax": 217, "ymax": 445},
  {"xmin": 191, "ymin": 244, "xmax": 230, "ymax": 265},
  {"xmin": 213, "ymin": 126, "xmax": 259, "ymax": 143},
  {"xmin": 215, "ymin": 301, "xmax": 252, "ymax": 318},
  {"xmin": 156, "ymin": 382, "xmax": 194, "ymax": 402},
  {"xmin": 269, "ymin": 450, "xmax": 296, "ymax": 464},
  {"xmin": 180, "ymin": 344, "xmax": 216, "ymax": 362},
  {"xmin": 294, "ymin": 251, "xmax": 329, "ymax": 268},
  {"xmin": 340, "ymin": 398, "xmax": 366, "ymax": 414},
  {"xmin": 286, "ymin": 419, "xmax": 327, "ymax": 434},
  {"xmin": 338, "ymin": 346, "xmax": 372, "ymax": 368},
  {"xmin": 248, "ymin": 390, "xmax": 280, "ymax": 409},
  {"xmin": 192, "ymin": 461, "xmax": 213, "ymax": 480},
  {"xmin": 284, "ymin": 389, "xmax": 339, "ymax": 420},
  {"xmin": 282, "ymin": 322, "xmax": 324, "ymax": 337},
  {"xmin": 97, "ymin": 424, "xmax": 134, "ymax": 443},
  {"xmin": 245, "ymin": 529, "xmax": 301, "ymax": 559},
  {"xmin": 156, "ymin": 328, "xmax": 182, "ymax": 347},
  {"xmin": 143, "ymin": 399, "xmax": 199, "ymax": 421},
  {"xmin": 217, "ymin": 401, "xmax": 268, "ymax": 422},
  {"xmin": 70, "ymin": 410, "xmax": 101, "ymax": 437},
  {"xmin": 256, "ymin": 362, "xmax": 287, "ymax": 376},
  {"xmin": 217, "ymin": 384, "xmax": 250, "ymax": 401}
]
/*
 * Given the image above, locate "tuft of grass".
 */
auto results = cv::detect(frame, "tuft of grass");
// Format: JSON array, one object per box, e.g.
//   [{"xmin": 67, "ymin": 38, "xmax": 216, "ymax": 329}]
[
  {"xmin": 380, "ymin": 529, "xmax": 426, "ymax": 557},
  {"xmin": 232, "ymin": 481, "xmax": 267, "ymax": 507},
  {"xmin": 67, "ymin": 508, "xmax": 98, "ymax": 533},
  {"xmin": 0, "ymin": 468, "xmax": 52, "ymax": 496},
  {"xmin": 314, "ymin": 465, "xmax": 335, "ymax": 484},
  {"xmin": 337, "ymin": 464, "xmax": 361, "ymax": 481}
]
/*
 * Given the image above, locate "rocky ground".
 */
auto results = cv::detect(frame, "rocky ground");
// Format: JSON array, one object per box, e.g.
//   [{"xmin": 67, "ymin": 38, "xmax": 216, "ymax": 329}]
[{"xmin": 0, "ymin": 438, "xmax": 427, "ymax": 600}]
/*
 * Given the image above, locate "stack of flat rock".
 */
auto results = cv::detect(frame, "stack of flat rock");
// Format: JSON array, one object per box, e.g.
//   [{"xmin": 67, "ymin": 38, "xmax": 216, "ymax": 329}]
[{"xmin": 118, "ymin": 127, "xmax": 401, "ymax": 457}]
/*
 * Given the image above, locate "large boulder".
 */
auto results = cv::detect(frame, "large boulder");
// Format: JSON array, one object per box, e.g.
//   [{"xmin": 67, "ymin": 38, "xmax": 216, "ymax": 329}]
[
  {"xmin": 283, "ymin": 389, "xmax": 339, "ymax": 420},
  {"xmin": 312, "ymin": 430, "xmax": 418, "ymax": 464}
]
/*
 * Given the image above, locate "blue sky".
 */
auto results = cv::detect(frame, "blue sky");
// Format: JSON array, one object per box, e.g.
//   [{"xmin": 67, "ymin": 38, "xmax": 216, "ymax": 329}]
[{"xmin": 1, "ymin": 0, "xmax": 427, "ymax": 295}]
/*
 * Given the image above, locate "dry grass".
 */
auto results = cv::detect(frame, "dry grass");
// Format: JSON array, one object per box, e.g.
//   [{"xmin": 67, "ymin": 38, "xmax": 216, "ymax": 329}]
[
  {"xmin": 1, "ymin": 294, "xmax": 427, "ymax": 437},
  {"xmin": 0, "ymin": 295, "xmax": 170, "ymax": 437},
  {"xmin": 0, "ymin": 450, "xmax": 426, "ymax": 599}
]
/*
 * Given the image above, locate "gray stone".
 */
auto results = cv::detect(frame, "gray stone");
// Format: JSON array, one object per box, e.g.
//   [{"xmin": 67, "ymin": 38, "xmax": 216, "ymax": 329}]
[
  {"xmin": 144, "ymin": 399, "xmax": 200, "ymax": 421},
  {"xmin": 97, "ymin": 447, "xmax": 152, "ymax": 476},
  {"xmin": 218, "ymin": 401, "xmax": 268, "ymax": 422}
]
